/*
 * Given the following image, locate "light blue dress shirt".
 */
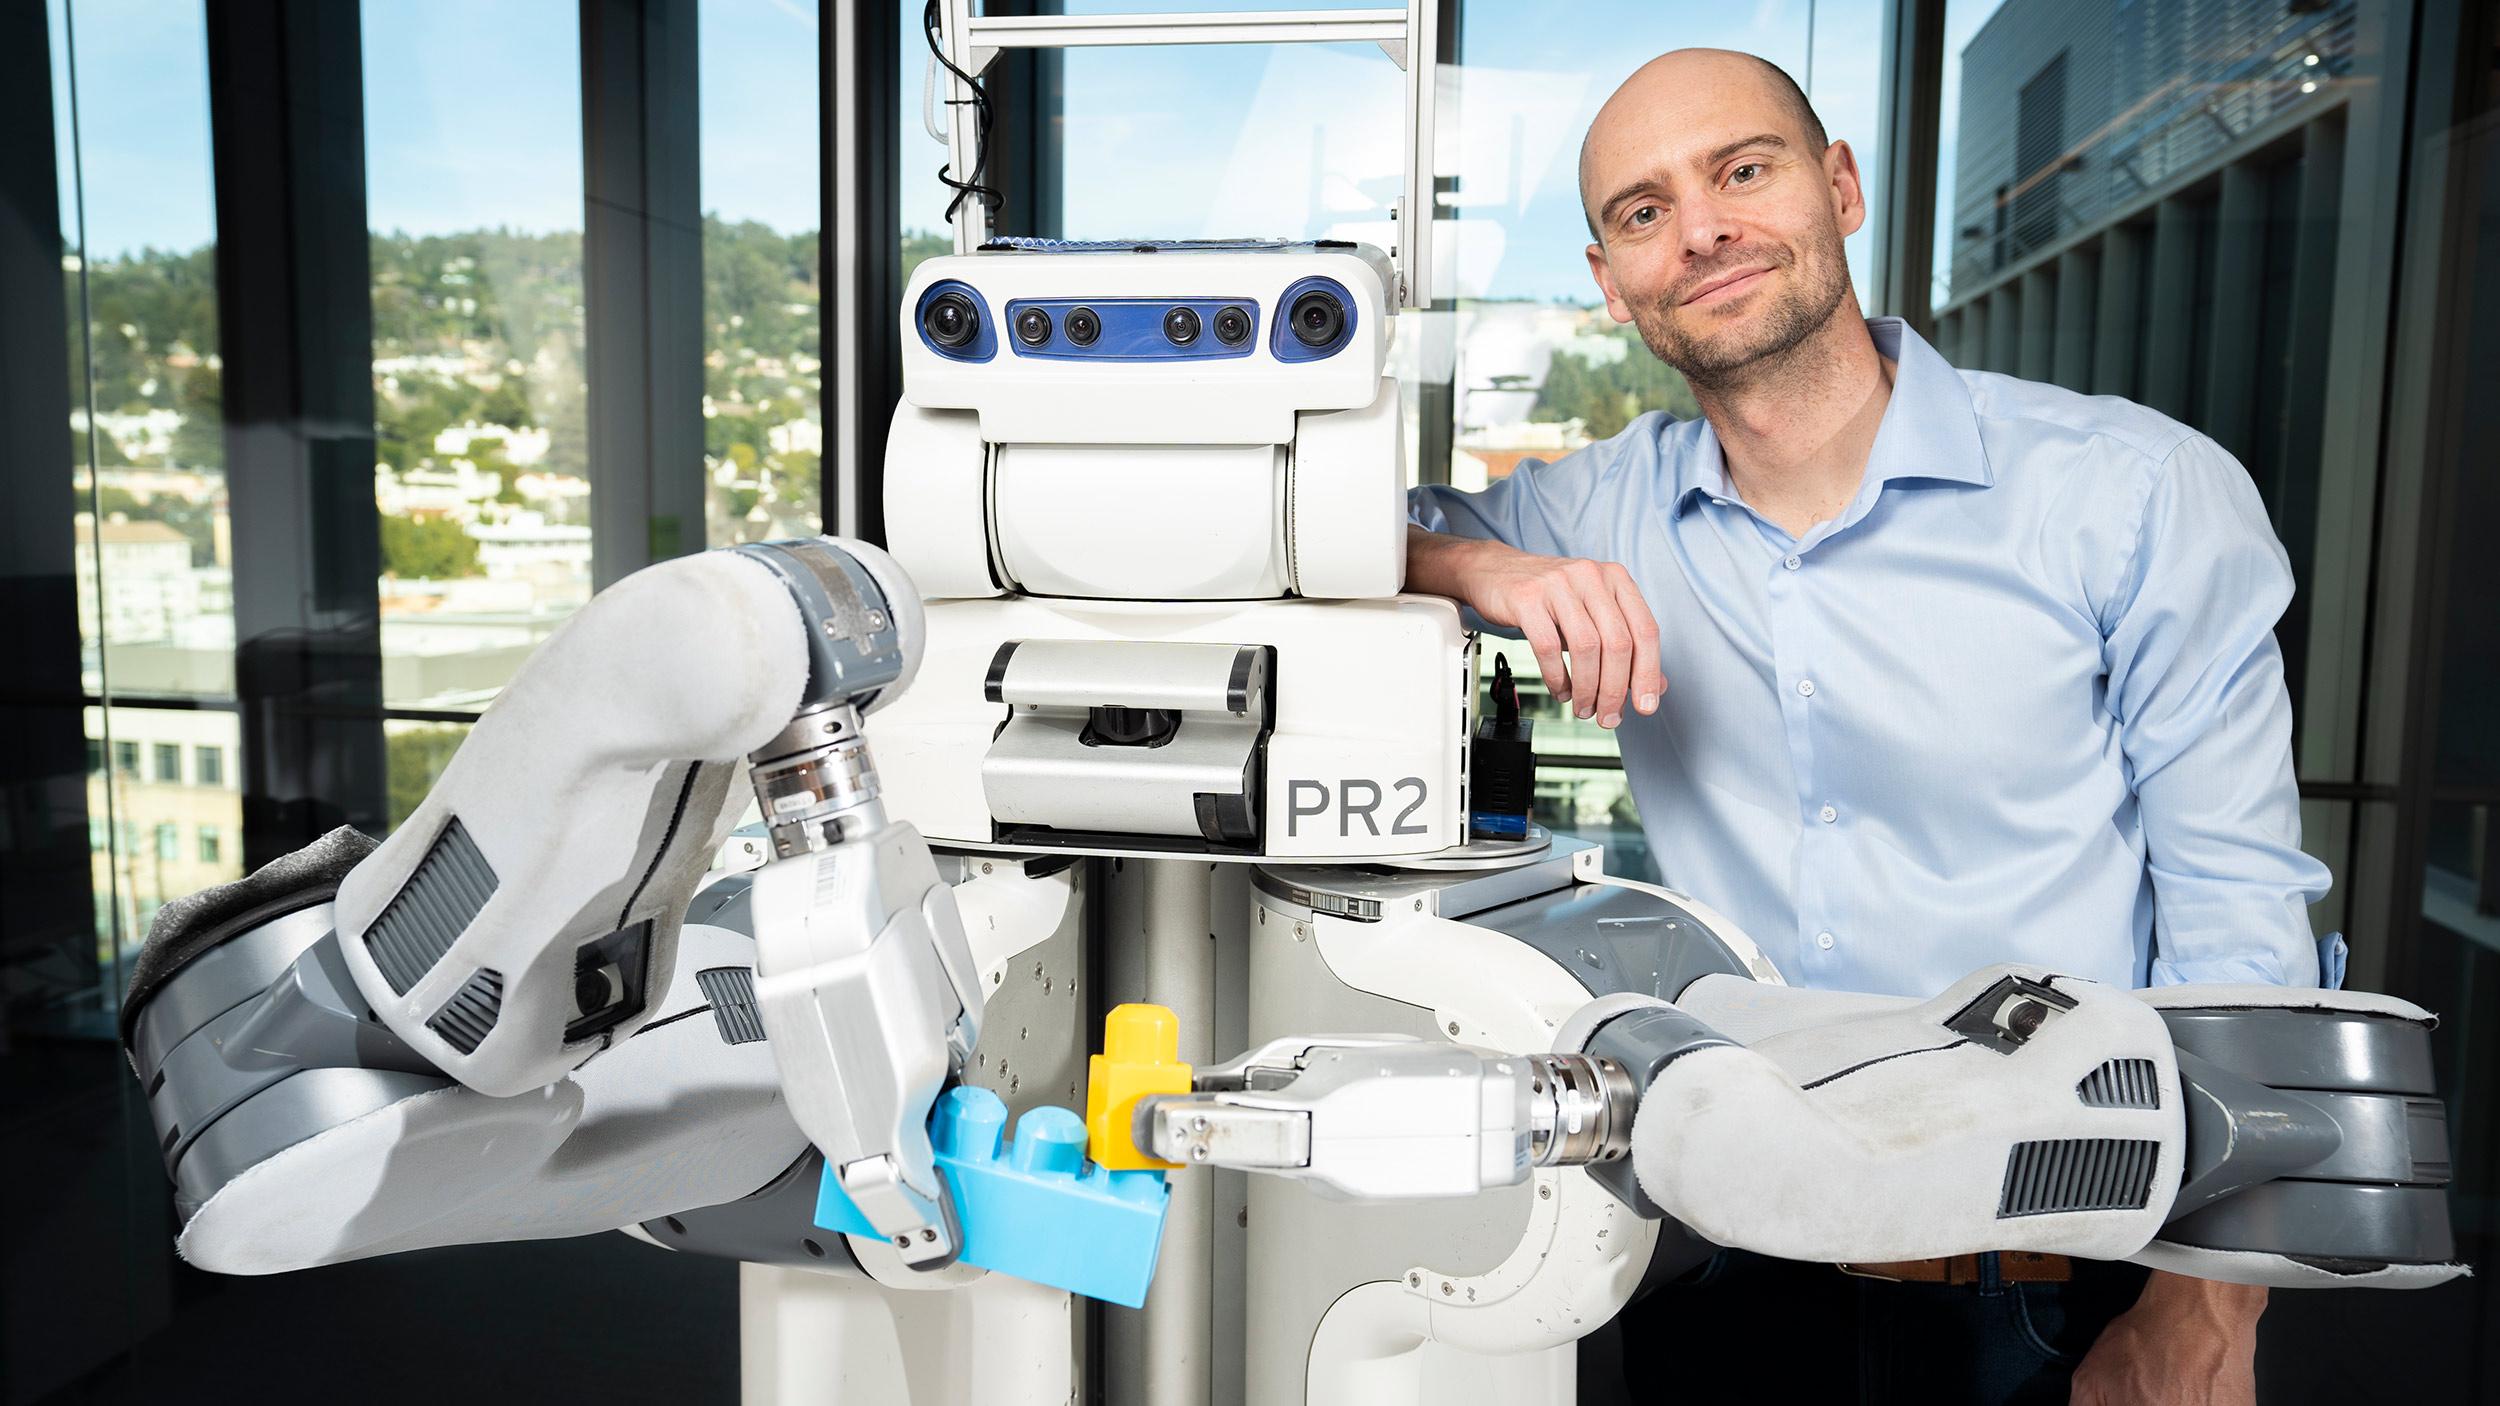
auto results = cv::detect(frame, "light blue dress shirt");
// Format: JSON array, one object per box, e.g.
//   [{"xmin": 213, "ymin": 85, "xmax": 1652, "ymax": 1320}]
[{"xmin": 1411, "ymin": 317, "xmax": 2336, "ymax": 997}]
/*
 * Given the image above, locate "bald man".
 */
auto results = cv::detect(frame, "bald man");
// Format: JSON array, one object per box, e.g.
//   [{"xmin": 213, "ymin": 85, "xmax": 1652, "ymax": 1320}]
[{"xmin": 1408, "ymin": 49, "xmax": 2324, "ymax": 1405}]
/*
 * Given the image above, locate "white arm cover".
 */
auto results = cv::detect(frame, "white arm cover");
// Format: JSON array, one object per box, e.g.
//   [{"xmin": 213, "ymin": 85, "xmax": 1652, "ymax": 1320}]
[
  {"xmin": 1633, "ymin": 965, "xmax": 2184, "ymax": 1266},
  {"xmin": 335, "ymin": 550, "xmax": 811, "ymax": 1096}
]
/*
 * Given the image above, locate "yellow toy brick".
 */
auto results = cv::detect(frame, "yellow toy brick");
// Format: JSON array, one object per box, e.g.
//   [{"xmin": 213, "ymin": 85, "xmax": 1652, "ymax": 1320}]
[{"xmin": 1084, "ymin": 1003, "xmax": 1193, "ymax": 1170}]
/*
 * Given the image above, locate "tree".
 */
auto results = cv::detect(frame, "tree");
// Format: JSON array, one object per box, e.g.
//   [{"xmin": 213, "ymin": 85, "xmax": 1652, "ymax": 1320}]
[
  {"xmin": 479, "ymin": 379, "xmax": 533, "ymax": 429},
  {"xmin": 387, "ymin": 725, "xmax": 470, "ymax": 829},
  {"xmin": 170, "ymin": 365, "xmax": 224, "ymax": 469},
  {"xmin": 1529, "ymin": 328, "xmax": 1700, "ymax": 439},
  {"xmin": 706, "ymin": 411, "xmax": 764, "ymax": 463},
  {"xmin": 380, "ymin": 514, "xmax": 480, "ymax": 580}
]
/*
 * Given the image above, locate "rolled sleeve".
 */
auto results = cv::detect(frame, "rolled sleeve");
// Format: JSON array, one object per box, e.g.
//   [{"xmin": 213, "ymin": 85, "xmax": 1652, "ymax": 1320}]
[
  {"xmin": 2101, "ymin": 436, "xmax": 2331, "ymax": 987},
  {"xmin": 1407, "ymin": 415, "xmax": 1672, "ymax": 561},
  {"xmin": 1407, "ymin": 469, "xmax": 1572, "ymax": 556}
]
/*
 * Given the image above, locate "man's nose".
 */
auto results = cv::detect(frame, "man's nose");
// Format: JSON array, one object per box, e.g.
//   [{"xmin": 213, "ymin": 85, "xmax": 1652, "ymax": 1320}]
[{"xmin": 1678, "ymin": 192, "xmax": 1739, "ymax": 258}]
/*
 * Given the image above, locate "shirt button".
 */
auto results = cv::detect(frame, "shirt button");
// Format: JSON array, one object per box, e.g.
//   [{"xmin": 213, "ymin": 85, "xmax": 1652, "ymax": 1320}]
[
  {"xmin": 1818, "ymin": 804, "xmax": 1838, "ymax": 824},
  {"xmin": 1784, "ymin": 555, "xmax": 1802, "ymax": 570},
  {"xmin": 1796, "ymin": 678, "xmax": 1816, "ymax": 698},
  {"xmin": 1816, "ymin": 931, "xmax": 1836, "ymax": 950},
  {"xmin": 1712, "ymin": 498, "xmax": 1730, "ymax": 508}
]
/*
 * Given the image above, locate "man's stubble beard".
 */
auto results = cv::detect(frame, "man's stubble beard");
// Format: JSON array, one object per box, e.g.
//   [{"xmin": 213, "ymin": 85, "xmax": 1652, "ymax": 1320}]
[{"xmin": 1627, "ymin": 218, "xmax": 1853, "ymax": 394}]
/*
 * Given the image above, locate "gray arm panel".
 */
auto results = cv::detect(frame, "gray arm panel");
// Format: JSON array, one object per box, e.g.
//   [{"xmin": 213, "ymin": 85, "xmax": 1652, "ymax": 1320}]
[
  {"xmin": 638, "ymin": 1149, "xmax": 870, "ymax": 1275},
  {"xmin": 2157, "ymin": 1005, "xmax": 2455, "ymax": 1268}
]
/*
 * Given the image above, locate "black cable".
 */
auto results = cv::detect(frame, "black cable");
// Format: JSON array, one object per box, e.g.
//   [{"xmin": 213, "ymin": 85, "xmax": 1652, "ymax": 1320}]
[{"xmin": 924, "ymin": 0, "xmax": 1004, "ymax": 228}]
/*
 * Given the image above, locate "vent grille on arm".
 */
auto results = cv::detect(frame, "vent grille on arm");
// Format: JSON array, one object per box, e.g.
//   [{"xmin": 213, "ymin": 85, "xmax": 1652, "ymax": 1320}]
[
  {"xmin": 428, "ymin": 968, "xmax": 505, "ymax": 1055},
  {"xmin": 2076, "ymin": 1058, "xmax": 2161, "ymax": 1109},
  {"xmin": 1998, "ymin": 1137, "xmax": 2159, "ymax": 1218},
  {"xmin": 696, "ymin": 966, "xmax": 768, "ymax": 1045},
  {"xmin": 366, "ymin": 818, "xmax": 498, "ymax": 995}
]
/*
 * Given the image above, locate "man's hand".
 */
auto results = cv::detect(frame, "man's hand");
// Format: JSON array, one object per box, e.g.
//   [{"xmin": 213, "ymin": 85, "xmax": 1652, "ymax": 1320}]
[
  {"xmin": 2070, "ymin": 1271, "xmax": 2265, "ymax": 1405},
  {"xmin": 1405, "ymin": 526, "xmax": 1664, "ymax": 729}
]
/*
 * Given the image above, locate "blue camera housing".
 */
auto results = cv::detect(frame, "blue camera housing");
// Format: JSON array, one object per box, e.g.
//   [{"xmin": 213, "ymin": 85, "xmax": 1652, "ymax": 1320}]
[
  {"xmin": 916, "ymin": 279, "xmax": 999, "ymax": 362},
  {"xmin": 1270, "ymin": 275, "xmax": 1357, "ymax": 363}
]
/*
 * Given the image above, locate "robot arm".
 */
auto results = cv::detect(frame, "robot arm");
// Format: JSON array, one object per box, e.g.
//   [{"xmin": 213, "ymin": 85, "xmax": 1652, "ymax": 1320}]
[
  {"xmin": 124, "ymin": 536, "xmax": 986, "ymax": 1273},
  {"xmin": 1145, "ymin": 964, "xmax": 2463, "ymax": 1289}
]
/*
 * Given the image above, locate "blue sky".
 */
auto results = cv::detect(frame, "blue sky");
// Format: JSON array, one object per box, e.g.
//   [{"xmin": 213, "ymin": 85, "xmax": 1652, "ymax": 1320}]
[
  {"xmin": 54, "ymin": 0, "xmax": 1963, "ymax": 306},
  {"xmin": 54, "ymin": 0, "xmax": 818, "ymax": 256}
]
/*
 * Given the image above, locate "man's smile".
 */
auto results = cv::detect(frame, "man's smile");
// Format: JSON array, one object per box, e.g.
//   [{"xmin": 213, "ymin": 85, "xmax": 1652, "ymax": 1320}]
[{"xmin": 1681, "ymin": 265, "xmax": 1774, "ymax": 307}]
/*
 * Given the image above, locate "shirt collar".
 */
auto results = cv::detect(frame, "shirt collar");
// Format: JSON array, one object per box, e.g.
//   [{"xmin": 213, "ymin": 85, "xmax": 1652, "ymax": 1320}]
[{"xmin": 1670, "ymin": 316, "xmax": 1993, "ymax": 519}]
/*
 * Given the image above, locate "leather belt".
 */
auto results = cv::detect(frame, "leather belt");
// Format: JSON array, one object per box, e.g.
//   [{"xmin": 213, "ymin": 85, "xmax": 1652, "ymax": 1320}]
[{"xmin": 1837, "ymin": 1252, "xmax": 2072, "ymax": 1286}]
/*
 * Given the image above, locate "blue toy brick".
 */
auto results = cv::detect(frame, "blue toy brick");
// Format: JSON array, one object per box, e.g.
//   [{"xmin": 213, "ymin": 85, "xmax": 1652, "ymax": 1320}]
[{"xmin": 814, "ymin": 1086, "xmax": 1172, "ymax": 1308}]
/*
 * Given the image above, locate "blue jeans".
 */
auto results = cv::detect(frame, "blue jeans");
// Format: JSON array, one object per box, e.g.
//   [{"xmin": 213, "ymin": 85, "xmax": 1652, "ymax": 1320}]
[{"xmin": 1583, "ymin": 1249, "xmax": 2152, "ymax": 1404}]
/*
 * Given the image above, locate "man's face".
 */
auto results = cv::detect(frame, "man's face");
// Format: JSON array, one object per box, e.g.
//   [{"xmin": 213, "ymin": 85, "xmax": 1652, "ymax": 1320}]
[{"xmin": 1580, "ymin": 56, "xmax": 1865, "ymax": 386}]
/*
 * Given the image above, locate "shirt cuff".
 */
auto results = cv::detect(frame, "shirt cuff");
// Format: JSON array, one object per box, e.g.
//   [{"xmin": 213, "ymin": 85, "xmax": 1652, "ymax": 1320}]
[
  {"xmin": 2148, "ymin": 952, "xmax": 2294, "ymax": 989},
  {"xmin": 2149, "ymin": 930, "xmax": 2342, "ymax": 990}
]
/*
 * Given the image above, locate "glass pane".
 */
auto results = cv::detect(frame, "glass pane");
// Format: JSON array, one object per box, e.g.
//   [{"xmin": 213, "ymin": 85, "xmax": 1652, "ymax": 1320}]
[
  {"xmin": 385, "ymin": 718, "xmax": 473, "ymax": 832},
  {"xmin": 60, "ymin": 0, "xmax": 231, "ymax": 702},
  {"xmin": 84, "ymin": 704, "xmax": 245, "ymax": 969},
  {"xmin": 898, "ymin": 1, "xmax": 953, "ymax": 281},
  {"xmin": 701, "ymin": 0, "xmax": 825, "ymax": 548},
  {"xmin": 1928, "ymin": 0, "xmax": 2363, "ymax": 751},
  {"xmin": 2410, "ymin": 56, "xmax": 2500, "ymax": 1364},
  {"xmin": 53, "ymin": 0, "xmax": 230, "ymax": 993},
  {"xmin": 364, "ymin": 0, "xmax": 589, "ymax": 712}
]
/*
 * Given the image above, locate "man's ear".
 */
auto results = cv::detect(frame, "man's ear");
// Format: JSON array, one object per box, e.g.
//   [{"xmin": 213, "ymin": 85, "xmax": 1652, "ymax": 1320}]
[
  {"xmin": 1585, "ymin": 242, "xmax": 1635, "ymax": 324},
  {"xmin": 1825, "ymin": 139, "xmax": 1868, "ymax": 240}
]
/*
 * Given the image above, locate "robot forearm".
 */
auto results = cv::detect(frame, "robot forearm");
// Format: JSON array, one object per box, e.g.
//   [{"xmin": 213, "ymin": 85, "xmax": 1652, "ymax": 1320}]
[
  {"xmin": 331, "ymin": 537, "xmax": 922, "ymax": 1095},
  {"xmin": 1149, "ymin": 963, "xmax": 2459, "ymax": 1288},
  {"xmin": 125, "ymin": 536, "xmax": 986, "ymax": 1275}
]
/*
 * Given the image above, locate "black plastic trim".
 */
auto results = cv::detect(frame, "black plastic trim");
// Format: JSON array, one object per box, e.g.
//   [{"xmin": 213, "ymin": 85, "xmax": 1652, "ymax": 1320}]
[{"xmin": 984, "ymin": 641, "xmax": 1020, "ymax": 704}]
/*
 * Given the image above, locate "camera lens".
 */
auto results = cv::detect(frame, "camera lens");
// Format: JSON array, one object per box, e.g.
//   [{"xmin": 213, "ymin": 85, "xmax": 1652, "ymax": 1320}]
[
  {"xmin": 924, "ymin": 291, "xmax": 979, "ymax": 349},
  {"xmin": 1014, "ymin": 306, "xmax": 1053, "ymax": 346},
  {"xmin": 1162, "ymin": 306, "xmax": 1202, "ymax": 346},
  {"xmin": 1064, "ymin": 307, "xmax": 1101, "ymax": 346},
  {"xmin": 575, "ymin": 963, "xmax": 622, "ymax": 1017},
  {"xmin": 1289, "ymin": 289, "xmax": 1346, "ymax": 349},
  {"xmin": 1212, "ymin": 305, "xmax": 1252, "ymax": 346}
]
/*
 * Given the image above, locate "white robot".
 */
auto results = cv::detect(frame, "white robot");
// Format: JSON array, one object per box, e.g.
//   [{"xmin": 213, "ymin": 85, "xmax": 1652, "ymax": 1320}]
[{"xmin": 119, "ymin": 6, "xmax": 2462, "ymax": 1403}]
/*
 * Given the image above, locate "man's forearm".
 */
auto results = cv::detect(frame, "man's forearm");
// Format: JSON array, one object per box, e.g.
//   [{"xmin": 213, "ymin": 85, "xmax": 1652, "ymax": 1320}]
[
  {"xmin": 2139, "ymin": 1269, "xmax": 2268, "ymax": 1326},
  {"xmin": 2072, "ymin": 1267, "xmax": 2267, "ymax": 1404},
  {"xmin": 1405, "ymin": 523, "xmax": 1499, "ymax": 600}
]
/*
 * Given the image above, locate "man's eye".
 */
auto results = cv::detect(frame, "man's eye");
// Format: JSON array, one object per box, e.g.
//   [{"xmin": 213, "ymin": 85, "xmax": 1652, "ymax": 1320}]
[
  {"xmin": 1629, "ymin": 205, "xmax": 1660, "ymax": 226},
  {"xmin": 1728, "ymin": 163, "xmax": 1764, "ymax": 186}
]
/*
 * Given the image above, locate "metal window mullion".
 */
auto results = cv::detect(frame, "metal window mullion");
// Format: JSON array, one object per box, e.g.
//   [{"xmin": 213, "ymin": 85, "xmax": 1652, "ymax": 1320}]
[
  {"xmin": 205, "ymin": 0, "xmax": 388, "ymax": 869},
  {"xmin": 1873, "ymin": 0, "xmax": 1946, "ymax": 331},
  {"xmin": 582, "ymin": 0, "xmax": 703, "ymax": 584}
]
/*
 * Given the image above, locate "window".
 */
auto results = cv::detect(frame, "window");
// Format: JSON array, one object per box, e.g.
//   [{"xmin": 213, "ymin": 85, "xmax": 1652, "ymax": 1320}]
[
  {"xmin": 86, "ymin": 738, "xmax": 102, "ymax": 774},
  {"xmin": 385, "ymin": 719, "xmax": 472, "ymax": 833},
  {"xmin": 59, "ymin": 0, "xmax": 233, "ymax": 703},
  {"xmin": 363, "ymin": 0, "xmax": 589, "ymax": 713},
  {"xmin": 86, "ymin": 704, "xmax": 245, "ymax": 966},
  {"xmin": 700, "ymin": 0, "xmax": 823, "ymax": 548}
]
